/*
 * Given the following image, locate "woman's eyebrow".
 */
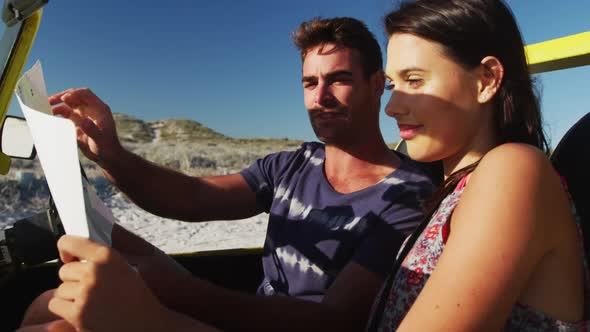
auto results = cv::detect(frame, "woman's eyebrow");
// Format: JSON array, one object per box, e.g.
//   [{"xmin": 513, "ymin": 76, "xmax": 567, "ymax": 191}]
[{"xmin": 397, "ymin": 67, "xmax": 426, "ymax": 76}]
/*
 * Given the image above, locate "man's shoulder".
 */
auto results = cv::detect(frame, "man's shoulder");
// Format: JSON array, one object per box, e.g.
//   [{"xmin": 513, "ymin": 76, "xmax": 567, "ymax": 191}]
[
  {"xmin": 243, "ymin": 141, "xmax": 325, "ymax": 179},
  {"xmin": 393, "ymin": 151, "xmax": 442, "ymax": 189},
  {"xmin": 296, "ymin": 141, "xmax": 325, "ymax": 155},
  {"xmin": 266, "ymin": 141, "xmax": 325, "ymax": 163}
]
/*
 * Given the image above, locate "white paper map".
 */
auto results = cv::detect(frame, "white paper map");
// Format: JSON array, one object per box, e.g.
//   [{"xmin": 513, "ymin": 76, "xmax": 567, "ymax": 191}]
[{"xmin": 16, "ymin": 61, "xmax": 115, "ymax": 246}]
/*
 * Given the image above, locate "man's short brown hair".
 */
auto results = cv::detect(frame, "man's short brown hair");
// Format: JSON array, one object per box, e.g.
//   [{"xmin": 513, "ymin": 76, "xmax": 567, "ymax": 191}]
[{"xmin": 292, "ymin": 17, "xmax": 383, "ymax": 78}]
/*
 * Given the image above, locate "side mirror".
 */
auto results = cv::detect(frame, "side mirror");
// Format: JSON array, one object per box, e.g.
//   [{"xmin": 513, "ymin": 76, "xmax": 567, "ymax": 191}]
[{"xmin": 1, "ymin": 115, "xmax": 35, "ymax": 159}]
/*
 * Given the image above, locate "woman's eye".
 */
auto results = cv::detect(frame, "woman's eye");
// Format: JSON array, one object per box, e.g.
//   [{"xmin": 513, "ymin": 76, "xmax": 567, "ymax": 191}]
[
  {"xmin": 385, "ymin": 83, "xmax": 395, "ymax": 91},
  {"xmin": 407, "ymin": 77, "xmax": 423, "ymax": 88}
]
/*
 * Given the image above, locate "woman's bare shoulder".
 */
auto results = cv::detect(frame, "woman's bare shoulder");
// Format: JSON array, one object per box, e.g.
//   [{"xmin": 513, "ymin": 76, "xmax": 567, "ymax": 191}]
[
  {"xmin": 470, "ymin": 143, "xmax": 558, "ymax": 194},
  {"xmin": 458, "ymin": 142, "xmax": 572, "ymax": 248},
  {"xmin": 480, "ymin": 143, "xmax": 550, "ymax": 173}
]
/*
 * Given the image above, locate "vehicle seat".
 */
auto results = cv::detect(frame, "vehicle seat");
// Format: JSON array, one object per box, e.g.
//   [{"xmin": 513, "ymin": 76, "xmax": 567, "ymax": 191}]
[{"xmin": 551, "ymin": 112, "xmax": 590, "ymax": 263}]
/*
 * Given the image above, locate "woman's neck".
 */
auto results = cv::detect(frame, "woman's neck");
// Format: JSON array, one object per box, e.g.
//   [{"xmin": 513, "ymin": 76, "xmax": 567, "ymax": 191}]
[{"xmin": 443, "ymin": 116, "xmax": 499, "ymax": 179}]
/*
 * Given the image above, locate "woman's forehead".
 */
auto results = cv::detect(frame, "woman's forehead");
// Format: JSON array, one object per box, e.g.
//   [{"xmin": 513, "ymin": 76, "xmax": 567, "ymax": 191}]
[{"xmin": 385, "ymin": 33, "xmax": 447, "ymax": 75}]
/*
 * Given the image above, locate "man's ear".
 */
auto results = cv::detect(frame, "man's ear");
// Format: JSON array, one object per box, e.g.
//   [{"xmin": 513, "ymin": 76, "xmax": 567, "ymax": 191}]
[
  {"xmin": 371, "ymin": 69, "xmax": 386, "ymax": 97},
  {"xmin": 477, "ymin": 56, "xmax": 504, "ymax": 104}
]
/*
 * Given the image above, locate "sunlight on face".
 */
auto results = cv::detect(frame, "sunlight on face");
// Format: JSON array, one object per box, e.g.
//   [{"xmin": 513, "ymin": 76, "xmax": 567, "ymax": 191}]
[{"xmin": 384, "ymin": 33, "xmax": 484, "ymax": 163}]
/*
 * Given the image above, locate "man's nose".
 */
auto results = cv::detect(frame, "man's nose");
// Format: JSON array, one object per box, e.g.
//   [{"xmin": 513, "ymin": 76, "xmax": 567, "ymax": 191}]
[{"xmin": 314, "ymin": 82, "xmax": 335, "ymax": 107}]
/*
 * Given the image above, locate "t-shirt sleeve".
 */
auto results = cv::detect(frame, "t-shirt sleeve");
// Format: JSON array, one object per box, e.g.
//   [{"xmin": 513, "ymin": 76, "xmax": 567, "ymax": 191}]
[
  {"xmin": 239, "ymin": 145, "xmax": 305, "ymax": 213},
  {"xmin": 351, "ymin": 184, "xmax": 431, "ymax": 277}
]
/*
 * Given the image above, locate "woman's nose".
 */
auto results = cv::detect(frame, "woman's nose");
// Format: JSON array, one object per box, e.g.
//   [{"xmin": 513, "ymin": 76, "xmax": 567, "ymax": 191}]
[{"xmin": 384, "ymin": 89, "xmax": 409, "ymax": 118}]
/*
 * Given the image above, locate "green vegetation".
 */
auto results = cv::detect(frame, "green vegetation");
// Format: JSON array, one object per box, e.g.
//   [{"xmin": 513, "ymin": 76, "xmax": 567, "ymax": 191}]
[
  {"xmin": 112, "ymin": 113, "xmax": 154, "ymax": 144},
  {"xmin": 158, "ymin": 118, "xmax": 228, "ymax": 142}
]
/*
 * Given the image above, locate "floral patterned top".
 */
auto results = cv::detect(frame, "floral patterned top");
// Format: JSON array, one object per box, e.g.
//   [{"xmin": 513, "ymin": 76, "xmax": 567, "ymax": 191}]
[{"xmin": 370, "ymin": 175, "xmax": 590, "ymax": 331}]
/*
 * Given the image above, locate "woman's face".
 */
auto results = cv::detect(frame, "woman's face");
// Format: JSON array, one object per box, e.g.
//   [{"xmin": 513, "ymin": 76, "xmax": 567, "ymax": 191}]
[{"xmin": 384, "ymin": 33, "xmax": 488, "ymax": 164}]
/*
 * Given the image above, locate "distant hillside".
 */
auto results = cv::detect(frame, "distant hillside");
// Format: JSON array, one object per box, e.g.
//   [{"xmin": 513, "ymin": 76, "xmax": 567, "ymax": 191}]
[
  {"xmin": 107, "ymin": 113, "xmax": 303, "ymax": 175},
  {"xmin": 112, "ymin": 113, "xmax": 155, "ymax": 143},
  {"xmin": 113, "ymin": 113, "xmax": 253, "ymax": 144},
  {"xmin": 156, "ymin": 118, "xmax": 228, "ymax": 142}
]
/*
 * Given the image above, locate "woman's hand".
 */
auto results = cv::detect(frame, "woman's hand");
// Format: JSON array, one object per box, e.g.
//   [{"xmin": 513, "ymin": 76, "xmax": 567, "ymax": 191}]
[{"xmin": 49, "ymin": 235, "xmax": 172, "ymax": 332}]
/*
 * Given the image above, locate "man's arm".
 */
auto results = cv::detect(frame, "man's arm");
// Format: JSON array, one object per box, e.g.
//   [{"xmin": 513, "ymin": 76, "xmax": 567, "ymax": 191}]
[
  {"xmin": 33, "ymin": 236, "xmax": 378, "ymax": 332},
  {"xmin": 161, "ymin": 261, "xmax": 384, "ymax": 331},
  {"xmin": 113, "ymin": 224, "xmax": 380, "ymax": 331},
  {"xmin": 49, "ymin": 88, "xmax": 261, "ymax": 221},
  {"xmin": 46, "ymin": 223, "xmax": 377, "ymax": 331},
  {"xmin": 103, "ymin": 151, "xmax": 260, "ymax": 221}
]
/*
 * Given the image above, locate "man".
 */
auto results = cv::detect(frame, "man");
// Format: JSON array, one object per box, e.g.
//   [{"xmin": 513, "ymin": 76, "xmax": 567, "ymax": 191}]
[{"xmin": 21, "ymin": 17, "xmax": 434, "ymax": 331}]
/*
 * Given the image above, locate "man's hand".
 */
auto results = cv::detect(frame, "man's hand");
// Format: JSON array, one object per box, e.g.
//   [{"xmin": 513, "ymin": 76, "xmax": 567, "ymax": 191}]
[
  {"xmin": 49, "ymin": 88, "xmax": 123, "ymax": 168},
  {"xmin": 49, "ymin": 235, "xmax": 173, "ymax": 332}
]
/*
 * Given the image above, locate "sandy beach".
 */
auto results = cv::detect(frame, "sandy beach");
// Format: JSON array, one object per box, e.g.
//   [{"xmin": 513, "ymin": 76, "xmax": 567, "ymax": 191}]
[{"xmin": 104, "ymin": 192, "xmax": 268, "ymax": 254}]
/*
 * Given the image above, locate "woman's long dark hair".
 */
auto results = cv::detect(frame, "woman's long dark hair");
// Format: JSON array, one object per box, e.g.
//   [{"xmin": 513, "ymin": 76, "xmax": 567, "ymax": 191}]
[{"xmin": 385, "ymin": 0, "xmax": 550, "ymax": 212}]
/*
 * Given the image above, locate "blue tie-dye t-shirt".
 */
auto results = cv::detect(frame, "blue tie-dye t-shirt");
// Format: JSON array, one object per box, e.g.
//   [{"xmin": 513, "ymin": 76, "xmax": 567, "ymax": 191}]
[{"xmin": 240, "ymin": 142, "xmax": 435, "ymax": 302}]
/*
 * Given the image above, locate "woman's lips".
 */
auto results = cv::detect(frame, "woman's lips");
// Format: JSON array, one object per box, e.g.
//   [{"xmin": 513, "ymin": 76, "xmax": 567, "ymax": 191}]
[{"xmin": 398, "ymin": 124, "xmax": 423, "ymax": 140}]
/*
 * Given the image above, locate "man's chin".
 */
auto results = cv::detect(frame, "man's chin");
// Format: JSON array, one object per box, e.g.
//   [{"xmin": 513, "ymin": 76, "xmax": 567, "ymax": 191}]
[
  {"xmin": 311, "ymin": 122, "xmax": 357, "ymax": 144},
  {"xmin": 314, "ymin": 132, "xmax": 352, "ymax": 146}
]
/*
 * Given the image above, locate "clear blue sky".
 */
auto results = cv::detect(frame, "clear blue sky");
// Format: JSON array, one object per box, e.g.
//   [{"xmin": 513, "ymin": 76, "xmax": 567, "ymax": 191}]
[{"xmin": 8, "ymin": 0, "xmax": 590, "ymax": 147}]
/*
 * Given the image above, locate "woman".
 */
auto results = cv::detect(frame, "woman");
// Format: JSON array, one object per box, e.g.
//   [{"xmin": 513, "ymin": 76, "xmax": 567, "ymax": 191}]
[{"xmin": 368, "ymin": 0, "xmax": 587, "ymax": 330}]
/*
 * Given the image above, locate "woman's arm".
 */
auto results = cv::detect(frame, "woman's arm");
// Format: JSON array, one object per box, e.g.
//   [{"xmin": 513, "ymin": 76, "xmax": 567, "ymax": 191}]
[{"xmin": 397, "ymin": 143, "xmax": 580, "ymax": 331}]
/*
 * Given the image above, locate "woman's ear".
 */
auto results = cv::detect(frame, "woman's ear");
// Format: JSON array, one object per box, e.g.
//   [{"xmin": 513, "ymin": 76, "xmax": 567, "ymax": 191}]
[{"xmin": 477, "ymin": 56, "xmax": 504, "ymax": 104}]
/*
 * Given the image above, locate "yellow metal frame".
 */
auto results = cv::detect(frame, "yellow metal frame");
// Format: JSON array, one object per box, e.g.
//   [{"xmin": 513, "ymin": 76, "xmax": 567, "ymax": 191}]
[
  {"xmin": 34, "ymin": 247, "xmax": 264, "ymax": 268},
  {"xmin": 525, "ymin": 31, "xmax": 590, "ymax": 74},
  {"xmin": 0, "ymin": 10, "xmax": 42, "ymax": 174},
  {"xmin": 171, "ymin": 246, "xmax": 262, "ymax": 258}
]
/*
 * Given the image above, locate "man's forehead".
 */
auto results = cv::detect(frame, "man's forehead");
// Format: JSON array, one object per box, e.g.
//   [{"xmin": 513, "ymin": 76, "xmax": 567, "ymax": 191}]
[
  {"xmin": 310, "ymin": 43, "xmax": 345, "ymax": 56},
  {"xmin": 302, "ymin": 44, "xmax": 361, "ymax": 74},
  {"xmin": 303, "ymin": 43, "xmax": 360, "ymax": 59}
]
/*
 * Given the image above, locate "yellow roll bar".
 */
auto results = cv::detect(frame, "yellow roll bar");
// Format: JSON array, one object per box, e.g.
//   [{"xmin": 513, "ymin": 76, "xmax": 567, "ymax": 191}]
[
  {"xmin": 526, "ymin": 31, "xmax": 590, "ymax": 74},
  {"xmin": 0, "ymin": 10, "xmax": 42, "ymax": 174}
]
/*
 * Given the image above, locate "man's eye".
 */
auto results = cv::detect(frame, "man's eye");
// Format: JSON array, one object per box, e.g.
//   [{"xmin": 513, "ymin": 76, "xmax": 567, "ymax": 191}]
[
  {"xmin": 332, "ymin": 78, "xmax": 352, "ymax": 85},
  {"xmin": 303, "ymin": 82, "xmax": 317, "ymax": 89}
]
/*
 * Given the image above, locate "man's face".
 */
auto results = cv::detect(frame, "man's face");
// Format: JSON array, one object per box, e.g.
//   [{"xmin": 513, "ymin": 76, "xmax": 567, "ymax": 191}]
[{"xmin": 302, "ymin": 44, "xmax": 379, "ymax": 145}]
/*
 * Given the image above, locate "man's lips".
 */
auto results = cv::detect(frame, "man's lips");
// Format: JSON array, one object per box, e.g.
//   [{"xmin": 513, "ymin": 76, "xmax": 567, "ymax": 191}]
[
  {"xmin": 313, "ymin": 111, "xmax": 348, "ymax": 121},
  {"xmin": 398, "ymin": 124, "xmax": 423, "ymax": 140}
]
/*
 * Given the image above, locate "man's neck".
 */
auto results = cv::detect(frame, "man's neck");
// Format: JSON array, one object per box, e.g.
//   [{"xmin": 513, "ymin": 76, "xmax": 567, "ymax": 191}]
[{"xmin": 323, "ymin": 135, "xmax": 400, "ymax": 194}]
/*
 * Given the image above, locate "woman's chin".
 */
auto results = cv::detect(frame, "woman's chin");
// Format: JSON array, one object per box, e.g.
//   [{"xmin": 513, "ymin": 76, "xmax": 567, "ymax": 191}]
[{"xmin": 406, "ymin": 144, "xmax": 442, "ymax": 163}]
